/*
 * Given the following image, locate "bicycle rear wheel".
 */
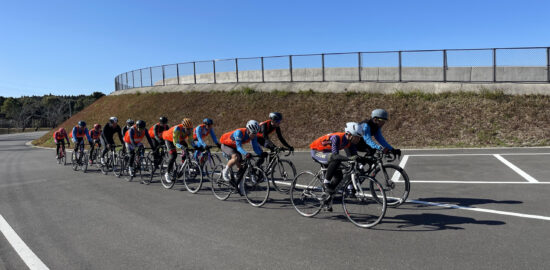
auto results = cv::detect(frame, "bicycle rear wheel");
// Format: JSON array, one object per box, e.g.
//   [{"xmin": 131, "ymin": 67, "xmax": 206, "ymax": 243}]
[
  {"xmin": 71, "ymin": 151, "xmax": 78, "ymax": 171},
  {"xmin": 113, "ymin": 151, "xmax": 122, "ymax": 177},
  {"xmin": 210, "ymin": 165, "xmax": 232, "ymax": 200},
  {"xmin": 116, "ymin": 155, "xmax": 126, "ymax": 178},
  {"xmin": 370, "ymin": 164, "xmax": 410, "ymax": 207},
  {"xmin": 81, "ymin": 152, "xmax": 88, "ymax": 173},
  {"xmin": 343, "ymin": 176, "xmax": 386, "ymax": 228},
  {"xmin": 290, "ymin": 171, "xmax": 323, "ymax": 217},
  {"xmin": 202, "ymin": 153, "xmax": 222, "ymax": 181},
  {"xmin": 270, "ymin": 159, "xmax": 296, "ymax": 194},
  {"xmin": 183, "ymin": 160, "xmax": 203, "ymax": 193},
  {"xmin": 243, "ymin": 167, "xmax": 269, "ymax": 207}
]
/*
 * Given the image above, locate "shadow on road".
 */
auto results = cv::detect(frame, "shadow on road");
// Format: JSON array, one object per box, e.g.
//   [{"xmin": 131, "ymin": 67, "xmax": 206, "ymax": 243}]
[
  {"xmin": 415, "ymin": 197, "xmax": 522, "ymax": 207},
  {"xmin": 378, "ymin": 212, "xmax": 506, "ymax": 231}
]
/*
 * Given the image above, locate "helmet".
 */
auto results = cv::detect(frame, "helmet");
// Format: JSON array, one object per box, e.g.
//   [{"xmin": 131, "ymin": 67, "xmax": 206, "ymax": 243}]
[
  {"xmin": 109, "ymin": 116, "xmax": 118, "ymax": 123},
  {"xmin": 182, "ymin": 118, "xmax": 193, "ymax": 128},
  {"xmin": 78, "ymin": 121, "xmax": 86, "ymax": 127},
  {"xmin": 345, "ymin": 122, "xmax": 364, "ymax": 137},
  {"xmin": 93, "ymin": 124, "xmax": 101, "ymax": 130},
  {"xmin": 246, "ymin": 120, "xmax": 261, "ymax": 134},
  {"xmin": 203, "ymin": 118, "xmax": 213, "ymax": 125},
  {"xmin": 58, "ymin": 127, "xmax": 66, "ymax": 133},
  {"xmin": 269, "ymin": 112, "xmax": 283, "ymax": 122},
  {"xmin": 126, "ymin": 119, "xmax": 134, "ymax": 126},
  {"xmin": 159, "ymin": 116, "xmax": 168, "ymax": 124},
  {"xmin": 136, "ymin": 120, "xmax": 146, "ymax": 129},
  {"xmin": 371, "ymin": 109, "xmax": 388, "ymax": 120}
]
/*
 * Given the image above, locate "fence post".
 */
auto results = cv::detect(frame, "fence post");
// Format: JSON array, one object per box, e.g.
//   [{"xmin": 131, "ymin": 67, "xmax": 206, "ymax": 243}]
[
  {"xmin": 176, "ymin": 64, "xmax": 180, "ymax": 85},
  {"xmin": 149, "ymin": 67, "xmax": 153, "ymax": 86},
  {"xmin": 493, "ymin": 49, "xmax": 497, "ymax": 82},
  {"xmin": 289, "ymin": 55, "xmax": 293, "ymax": 82},
  {"xmin": 322, "ymin": 54, "xmax": 325, "ymax": 82},
  {"xmin": 125, "ymin": 72, "xmax": 128, "ymax": 89},
  {"xmin": 443, "ymin": 50, "xmax": 447, "ymax": 82},
  {"xmin": 131, "ymin": 70, "xmax": 135, "ymax": 88},
  {"xmin": 358, "ymin": 52, "xmax": 362, "ymax": 81},
  {"xmin": 162, "ymin": 65, "xmax": 166, "ymax": 86},
  {"xmin": 261, "ymin": 57, "xmax": 265, "ymax": 83},
  {"xmin": 140, "ymin": 69, "xmax": 143, "ymax": 87},
  {"xmin": 398, "ymin": 51, "xmax": 402, "ymax": 82},
  {"xmin": 213, "ymin": 60, "xmax": 217, "ymax": 84},
  {"xmin": 235, "ymin": 58, "xmax": 239, "ymax": 83},
  {"xmin": 193, "ymin": 62, "xmax": 197, "ymax": 84},
  {"xmin": 547, "ymin": 47, "xmax": 550, "ymax": 83}
]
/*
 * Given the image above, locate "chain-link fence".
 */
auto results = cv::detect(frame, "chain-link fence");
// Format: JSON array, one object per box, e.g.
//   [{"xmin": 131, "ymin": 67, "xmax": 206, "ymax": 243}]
[{"xmin": 115, "ymin": 47, "xmax": 550, "ymax": 90}]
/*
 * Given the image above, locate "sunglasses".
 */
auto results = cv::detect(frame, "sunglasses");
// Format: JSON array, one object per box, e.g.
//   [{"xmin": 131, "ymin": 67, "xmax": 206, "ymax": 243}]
[{"xmin": 374, "ymin": 118, "xmax": 387, "ymax": 123}]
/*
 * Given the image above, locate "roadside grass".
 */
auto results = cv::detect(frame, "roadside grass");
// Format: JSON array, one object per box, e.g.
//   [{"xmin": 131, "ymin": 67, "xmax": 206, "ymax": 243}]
[{"xmin": 33, "ymin": 90, "xmax": 550, "ymax": 149}]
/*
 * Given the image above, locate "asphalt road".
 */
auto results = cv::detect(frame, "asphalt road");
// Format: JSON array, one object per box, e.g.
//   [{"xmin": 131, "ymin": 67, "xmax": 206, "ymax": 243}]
[{"xmin": 1, "ymin": 132, "xmax": 549, "ymax": 270}]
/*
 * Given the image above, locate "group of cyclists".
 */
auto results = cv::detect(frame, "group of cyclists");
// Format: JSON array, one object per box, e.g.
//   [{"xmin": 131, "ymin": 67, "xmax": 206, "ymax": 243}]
[{"xmin": 53, "ymin": 109, "xmax": 400, "ymax": 200}]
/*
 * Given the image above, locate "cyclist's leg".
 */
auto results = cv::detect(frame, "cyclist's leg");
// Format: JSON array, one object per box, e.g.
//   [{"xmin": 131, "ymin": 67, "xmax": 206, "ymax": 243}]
[
  {"xmin": 56, "ymin": 142, "xmax": 61, "ymax": 157},
  {"xmin": 126, "ymin": 143, "xmax": 136, "ymax": 169},
  {"xmin": 165, "ymin": 141, "xmax": 177, "ymax": 173}
]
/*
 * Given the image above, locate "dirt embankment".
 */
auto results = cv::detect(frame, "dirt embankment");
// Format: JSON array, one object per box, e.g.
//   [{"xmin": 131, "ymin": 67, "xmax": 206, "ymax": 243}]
[{"xmin": 33, "ymin": 89, "xmax": 550, "ymax": 149}]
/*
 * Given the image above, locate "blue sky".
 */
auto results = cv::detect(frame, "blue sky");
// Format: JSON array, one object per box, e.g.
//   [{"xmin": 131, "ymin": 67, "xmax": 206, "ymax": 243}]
[{"xmin": 0, "ymin": 0, "xmax": 549, "ymax": 97}]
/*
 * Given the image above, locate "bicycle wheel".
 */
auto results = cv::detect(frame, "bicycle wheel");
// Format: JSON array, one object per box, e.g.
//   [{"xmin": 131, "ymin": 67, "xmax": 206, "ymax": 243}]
[
  {"xmin": 343, "ymin": 176, "xmax": 386, "ymax": 228},
  {"xmin": 160, "ymin": 159, "xmax": 176, "ymax": 189},
  {"xmin": 140, "ymin": 156, "xmax": 153, "ymax": 184},
  {"xmin": 116, "ymin": 155, "xmax": 126, "ymax": 178},
  {"xmin": 270, "ymin": 159, "xmax": 296, "ymax": 194},
  {"xmin": 202, "ymin": 153, "xmax": 221, "ymax": 180},
  {"xmin": 113, "ymin": 151, "xmax": 122, "ymax": 177},
  {"xmin": 210, "ymin": 165, "xmax": 232, "ymax": 200},
  {"xmin": 72, "ymin": 151, "xmax": 78, "ymax": 171},
  {"xmin": 370, "ymin": 164, "xmax": 410, "ymax": 207},
  {"xmin": 62, "ymin": 148, "xmax": 67, "ymax": 165},
  {"xmin": 243, "ymin": 166, "xmax": 270, "ymax": 207},
  {"xmin": 82, "ymin": 152, "xmax": 88, "ymax": 173},
  {"xmin": 147, "ymin": 155, "xmax": 165, "ymax": 185},
  {"xmin": 290, "ymin": 171, "xmax": 324, "ymax": 217},
  {"xmin": 183, "ymin": 160, "xmax": 203, "ymax": 193}
]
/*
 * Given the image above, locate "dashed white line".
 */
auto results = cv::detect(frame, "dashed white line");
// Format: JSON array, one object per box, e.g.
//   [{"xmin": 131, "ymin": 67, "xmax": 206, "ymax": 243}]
[
  {"xmin": 0, "ymin": 214, "xmax": 49, "ymax": 270},
  {"xmin": 493, "ymin": 154, "xmax": 539, "ymax": 183}
]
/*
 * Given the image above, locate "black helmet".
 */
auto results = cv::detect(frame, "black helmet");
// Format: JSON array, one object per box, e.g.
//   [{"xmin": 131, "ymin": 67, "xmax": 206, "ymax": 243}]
[
  {"xmin": 203, "ymin": 118, "xmax": 213, "ymax": 125},
  {"xmin": 136, "ymin": 120, "xmax": 146, "ymax": 129},
  {"xmin": 159, "ymin": 116, "xmax": 168, "ymax": 124},
  {"xmin": 126, "ymin": 119, "xmax": 134, "ymax": 126},
  {"xmin": 269, "ymin": 112, "xmax": 282, "ymax": 122},
  {"xmin": 78, "ymin": 121, "xmax": 86, "ymax": 127}
]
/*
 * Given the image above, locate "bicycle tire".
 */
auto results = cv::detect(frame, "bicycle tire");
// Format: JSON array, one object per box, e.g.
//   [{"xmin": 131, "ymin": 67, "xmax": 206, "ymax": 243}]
[
  {"xmin": 62, "ymin": 148, "xmax": 67, "ymax": 165},
  {"xmin": 113, "ymin": 151, "xmax": 122, "ymax": 177},
  {"xmin": 243, "ymin": 166, "xmax": 270, "ymax": 207},
  {"xmin": 201, "ymin": 153, "xmax": 221, "ymax": 181},
  {"xmin": 82, "ymin": 152, "xmax": 88, "ymax": 173},
  {"xmin": 183, "ymin": 160, "xmax": 203, "ymax": 193},
  {"xmin": 270, "ymin": 159, "xmax": 296, "ymax": 194},
  {"xmin": 147, "ymin": 155, "xmax": 165, "ymax": 185},
  {"xmin": 160, "ymin": 159, "xmax": 176, "ymax": 189},
  {"xmin": 116, "ymin": 155, "xmax": 126, "ymax": 178},
  {"xmin": 342, "ymin": 176, "xmax": 387, "ymax": 228},
  {"xmin": 140, "ymin": 156, "xmax": 153, "ymax": 184},
  {"xmin": 71, "ymin": 151, "xmax": 78, "ymax": 171},
  {"xmin": 210, "ymin": 164, "xmax": 232, "ymax": 200},
  {"xmin": 100, "ymin": 153, "xmax": 111, "ymax": 175},
  {"xmin": 370, "ymin": 164, "xmax": 410, "ymax": 207},
  {"xmin": 290, "ymin": 171, "xmax": 324, "ymax": 217}
]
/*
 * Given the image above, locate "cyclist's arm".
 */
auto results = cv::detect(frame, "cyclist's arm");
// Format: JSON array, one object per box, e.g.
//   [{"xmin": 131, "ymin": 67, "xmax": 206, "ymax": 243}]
[
  {"xmin": 260, "ymin": 122, "xmax": 274, "ymax": 147},
  {"xmin": 53, "ymin": 133, "xmax": 58, "ymax": 144},
  {"xmin": 145, "ymin": 131, "xmax": 154, "ymax": 148},
  {"xmin": 330, "ymin": 134, "xmax": 341, "ymax": 155},
  {"xmin": 275, "ymin": 127, "xmax": 292, "ymax": 148},
  {"xmin": 362, "ymin": 124, "xmax": 383, "ymax": 150},
  {"xmin": 129, "ymin": 128, "xmax": 137, "ymax": 146},
  {"xmin": 195, "ymin": 126, "xmax": 207, "ymax": 148},
  {"xmin": 251, "ymin": 137, "xmax": 263, "ymax": 155},
  {"xmin": 116, "ymin": 127, "xmax": 124, "ymax": 145},
  {"xmin": 71, "ymin": 128, "xmax": 77, "ymax": 142},
  {"xmin": 373, "ymin": 129, "xmax": 393, "ymax": 150},
  {"xmin": 209, "ymin": 128, "xmax": 220, "ymax": 145},
  {"xmin": 65, "ymin": 134, "xmax": 70, "ymax": 144},
  {"xmin": 154, "ymin": 125, "xmax": 163, "ymax": 141},
  {"xmin": 85, "ymin": 128, "xmax": 92, "ymax": 143},
  {"xmin": 233, "ymin": 130, "xmax": 248, "ymax": 156}
]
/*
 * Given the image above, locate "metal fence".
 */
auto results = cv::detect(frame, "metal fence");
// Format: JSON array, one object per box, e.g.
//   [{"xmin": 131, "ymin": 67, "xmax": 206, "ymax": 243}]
[{"xmin": 115, "ymin": 46, "xmax": 550, "ymax": 90}]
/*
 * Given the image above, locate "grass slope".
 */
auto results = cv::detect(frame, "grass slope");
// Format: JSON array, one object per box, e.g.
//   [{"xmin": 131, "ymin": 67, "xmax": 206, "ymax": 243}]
[{"xmin": 33, "ymin": 89, "xmax": 550, "ymax": 149}]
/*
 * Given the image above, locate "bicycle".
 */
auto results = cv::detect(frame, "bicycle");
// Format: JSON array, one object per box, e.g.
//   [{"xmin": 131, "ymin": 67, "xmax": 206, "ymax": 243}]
[
  {"xmin": 56, "ymin": 143, "xmax": 67, "ymax": 165},
  {"xmin": 100, "ymin": 144, "xmax": 121, "ymax": 175},
  {"xmin": 196, "ymin": 145, "xmax": 222, "ymax": 180},
  {"xmin": 363, "ymin": 150, "xmax": 410, "ymax": 207},
  {"xmin": 142, "ymin": 144, "xmax": 167, "ymax": 185},
  {"xmin": 290, "ymin": 157, "xmax": 387, "ymax": 228},
  {"xmin": 261, "ymin": 147, "xmax": 296, "ymax": 194},
  {"xmin": 114, "ymin": 148, "xmax": 127, "ymax": 178},
  {"xmin": 71, "ymin": 141, "xmax": 88, "ymax": 173},
  {"xmin": 160, "ymin": 148, "xmax": 204, "ymax": 193},
  {"xmin": 210, "ymin": 154, "xmax": 270, "ymax": 207},
  {"xmin": 88, "ymin": 140, "xmax": 102, "ymax": 166},
  {"xmin": 122, "ymin": 145, "xmax": 150, "ymax": 182}
]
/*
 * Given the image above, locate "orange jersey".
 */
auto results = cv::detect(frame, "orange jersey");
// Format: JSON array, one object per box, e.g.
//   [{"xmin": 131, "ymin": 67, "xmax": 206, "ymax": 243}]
[{"xmin": 309, "ymin": 132, "xmax": 349, "ymax": 151}]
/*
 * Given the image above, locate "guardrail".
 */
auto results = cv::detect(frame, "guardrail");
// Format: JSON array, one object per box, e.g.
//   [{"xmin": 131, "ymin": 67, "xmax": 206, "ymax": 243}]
[{"xmin": 115, "ymin": 46, "xmax": 550, "ymax": 90}]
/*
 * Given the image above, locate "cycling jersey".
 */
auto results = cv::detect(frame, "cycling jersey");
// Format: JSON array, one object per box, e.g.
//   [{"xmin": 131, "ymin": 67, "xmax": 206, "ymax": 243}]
[
  {"xmin": 162, "ymin": 124, "xmax": 194, "ymax": 147},
  {"xmin": 220, "ymin": 128, "xmax": 262, "ymax": 156},
  {"xmin": 193, "ymin": 124, "xmax": 219, "ymax": 148},
  {"xmin": 124, "ymin": 126, "xmax": 152, "ymax": 146},
  {"xmin": 310, "ymin": 132, "xmax": 356, "ymax": 155},
  {"xmin": 53, "ymin": 130, "xmax": 69, "ymax": 143},
  {"xmin": 148, "ymin": 123, "xmax": 170, "ymax": 141},
  {"xmin": 90, "ymin": 129, "xmax": 102, "ymax": 140},
  {"xmin": 101, "ymin": 122, "xmax": 124, "ymax": 145},
  {"xmin": 257, "ymin": 120, "xmax": 291, "ymax": 149},
  {"xmin": 360, "ymin": 120, "xmax": 393, "ymax": 151},
  {"xmin": 71, "ymin": 126, "xmax": 92, "ymax": 142}
]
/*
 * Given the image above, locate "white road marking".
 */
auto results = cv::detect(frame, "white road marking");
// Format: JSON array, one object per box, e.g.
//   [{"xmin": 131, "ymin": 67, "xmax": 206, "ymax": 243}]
[
  {"xmin": 408, "ymin": 199, "xmax": 550, "ymax": 221},
  {"xmin": 408, "ymin": 153, "xmax": 550, "ymax": 157},
  {"xmin": 392, "ymin": 155, "xmax": 409, "ymax": 182},
  {"xmin": 493, "ymin": 154, "xmax": 539, "ymax": 183},
  {"xmin": 0, "ymin": 214, "xmax": 49, "ymax": 270},
  {"xmin": 409, "ymin": 181, "xmax": 550, "ymax": 184}
]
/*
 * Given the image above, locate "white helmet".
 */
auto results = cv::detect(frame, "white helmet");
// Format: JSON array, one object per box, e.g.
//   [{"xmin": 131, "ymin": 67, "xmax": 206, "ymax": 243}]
[
  {"xmin": 246, "ymin": 120, "xmax": 261, "ymax": 134},
  {"xmin": 109, "ymin": 116, "xmax": 118, "ymax": 123},
  {"xmin": 345, "ymin": 122, "xmax": 363, "ymax": 137}
]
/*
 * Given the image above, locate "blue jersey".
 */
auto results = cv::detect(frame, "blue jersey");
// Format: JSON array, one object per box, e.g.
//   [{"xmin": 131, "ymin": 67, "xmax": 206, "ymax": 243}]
[
  {"xmin": 232, "ymin": 129, "xmax": 263, "ymax": 156},
  {"xmin": 361, "ymin": 122, "xmax": 393, "ymax": 151}
]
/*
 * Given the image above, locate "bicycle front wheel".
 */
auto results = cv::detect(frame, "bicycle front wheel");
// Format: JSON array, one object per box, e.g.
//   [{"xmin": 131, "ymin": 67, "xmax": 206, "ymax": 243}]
[
  {"xmin": 81, "ymin": 152, "xmax": 88, "ymax": 173},
  {"xmin": 243, "ymin": 166, "xmax": 269, "ymax": 207},
  {"xmin": 210, "ymin": 164, "xmax": 232, "ymax": 200},
  {"xmin": 270, "ymin": 159, "xmax": 296, "ymax": 194},
  {"xmin": 160, "ymin": 159, "xmax": 176, "ymax": 189},
  {"xmin": 370, "ymin": 164, "xmax": 410, "ymax": 207},
  {"xmin": 71, "ymin": 151, "xmax": 78, "ymax": 171},
  {"xmin": 342, "ymin": 176, "xmax": 387, "ymax": 228},
  {"xmin": 290, "ymin": 171, "xmax": 323, "ymax": 217},
  {"xmin": 183, "ymin": 160, "xmax": 203, "ymax": 193}
]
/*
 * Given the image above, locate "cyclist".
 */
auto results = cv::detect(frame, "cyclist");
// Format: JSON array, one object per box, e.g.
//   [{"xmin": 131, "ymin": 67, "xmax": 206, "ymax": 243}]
[
  {"xmin": 122, "ymin": 119, "xmax": 134, "ymax": 137},
  {"xmin": 148, "ymin": 116, "xmax": 170, "ymax": 168},
  {"xmin": 89, "ymin": 124, "xmax": 102, "ymax": 164},
  {"xmin": 220, "ymin": 120, "xmax": 265, "ymax": 184},
  {"xmin": 257, "ymin": 112, "xmax": 294, "ymax": 152},
  {"xmin": 71, "ymin": 121, "xmax": 93, "ymax": 161},
  {"xmin": 162, "ymin": 118, "xmax": 194, "ymax": 183},
  {"xmin": 355, "ymin": 109, "xmax": 401, "ymax": 157},
  {"xmin": 123, "ymin": 120, "xmax": 154, "ymax": 176},
  {"xmin": 310, "ymin": 122, "xmax": 365, "ymax": 198},
  {"xmin": 53, "ymin": 127, "xmax": 70, "ymax": 159},
  {"xmin": 193, "ymin": 118, "xmax": 221, "ymax": 160},
  {"xmin": 100, "ymin": 116, "xmax": 125, "ymax": 164}
]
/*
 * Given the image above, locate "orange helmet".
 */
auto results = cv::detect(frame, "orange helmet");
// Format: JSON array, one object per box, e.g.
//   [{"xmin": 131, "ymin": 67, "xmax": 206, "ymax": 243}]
[{"xmin": 182, "ymin": 118, "xmax": 193, "ymax": 128}]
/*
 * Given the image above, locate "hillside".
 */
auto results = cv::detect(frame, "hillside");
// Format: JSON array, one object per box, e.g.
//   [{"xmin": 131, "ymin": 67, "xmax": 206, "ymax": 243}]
[{"xmin": 33, "ymin": 89, "xmax": 550, "ymax": 149}]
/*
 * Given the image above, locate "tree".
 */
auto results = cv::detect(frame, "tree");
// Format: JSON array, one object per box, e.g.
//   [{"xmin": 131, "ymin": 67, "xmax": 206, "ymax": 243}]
[{"xmin": 1, "ymin": 98, "xmax": 21, "ymax": 119}]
